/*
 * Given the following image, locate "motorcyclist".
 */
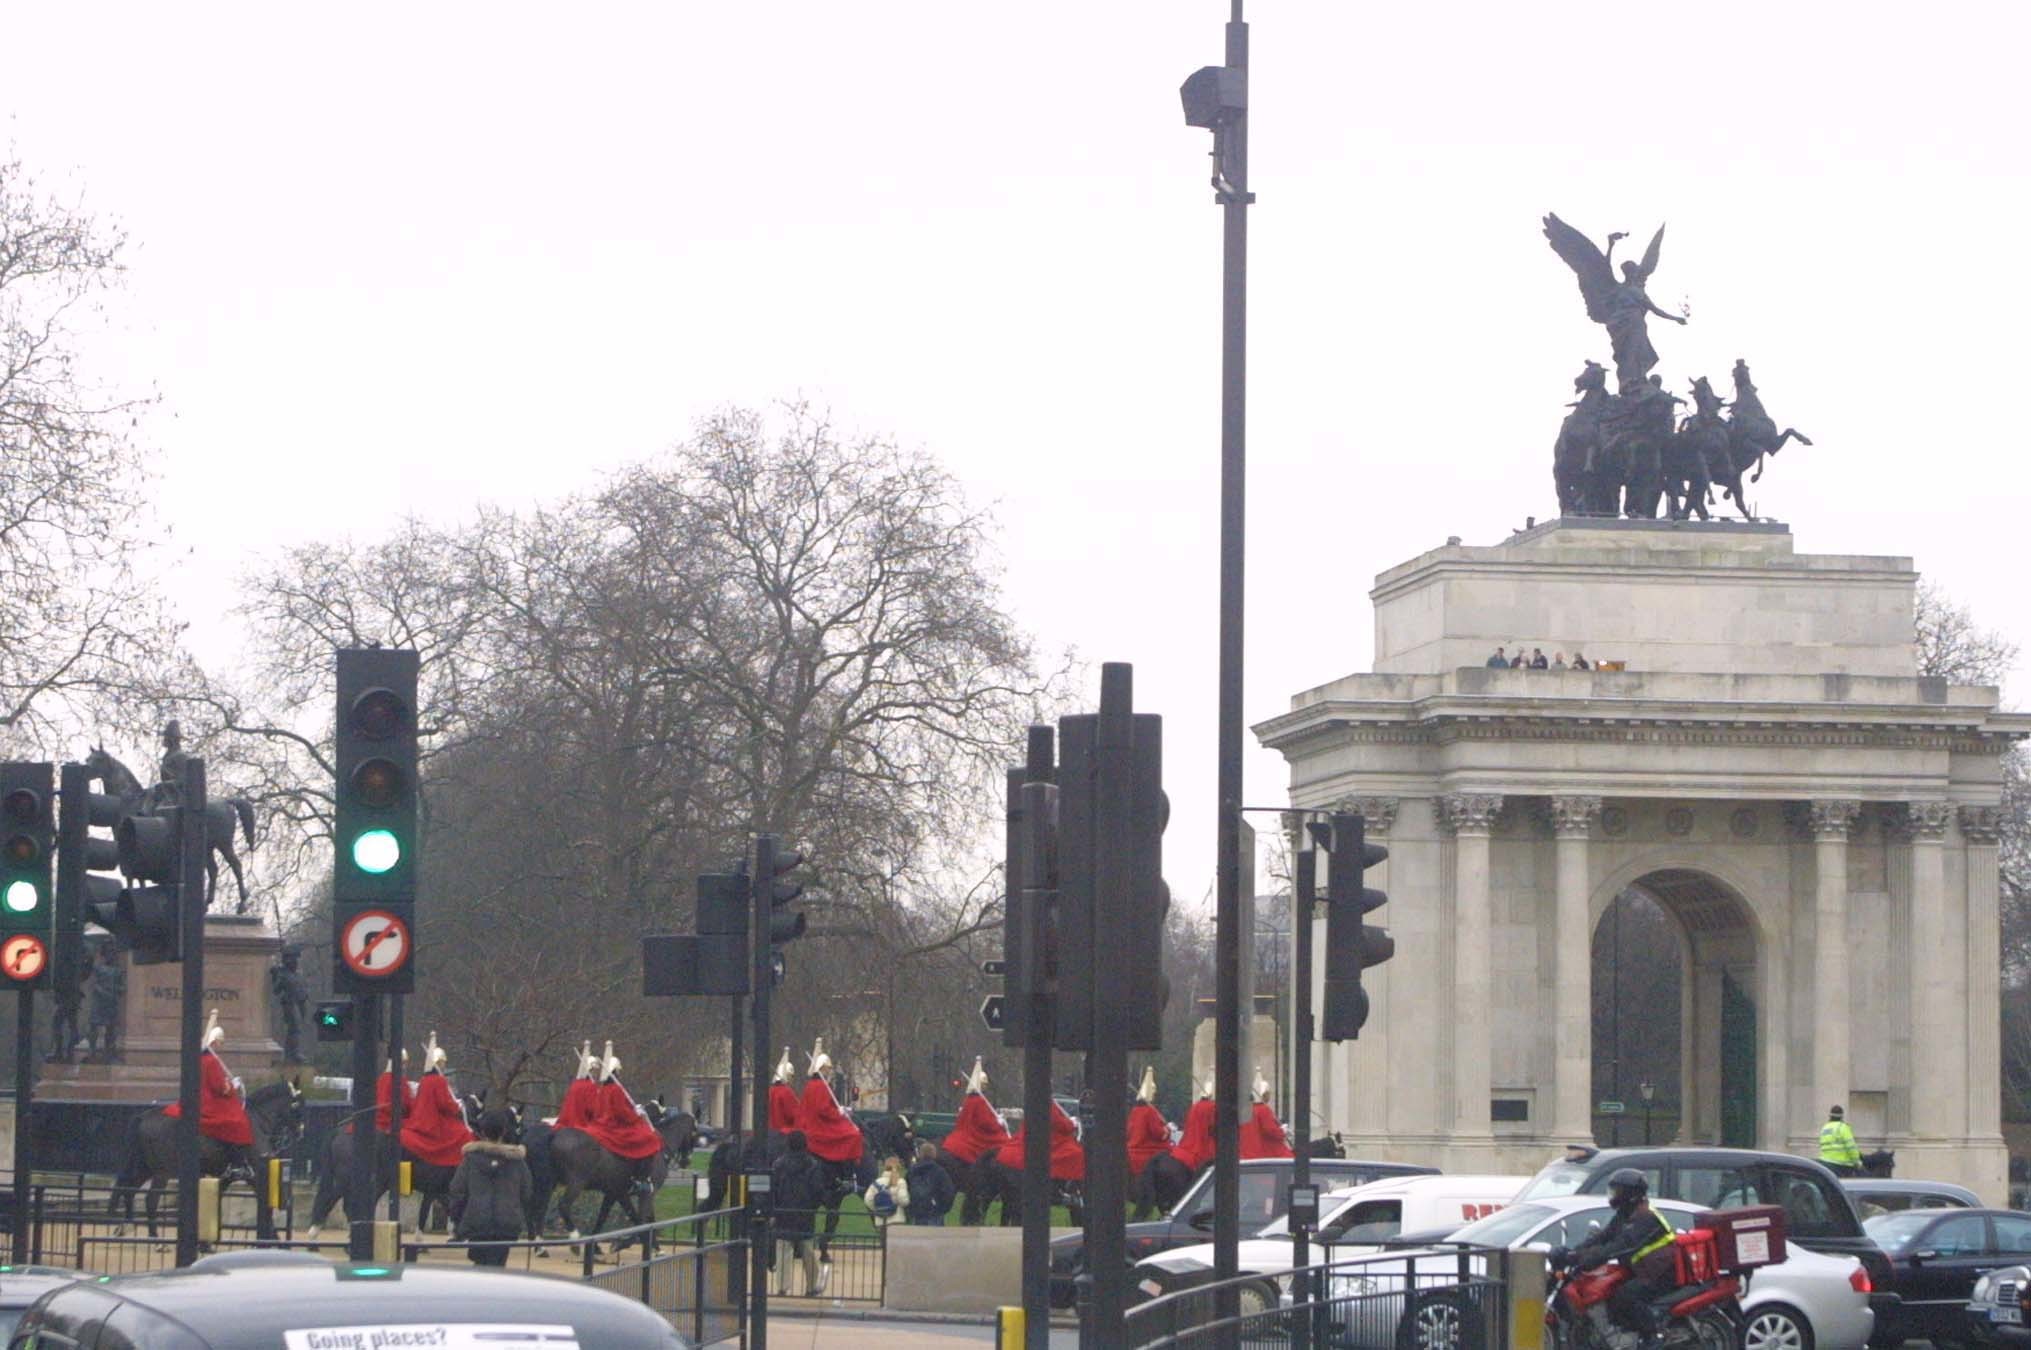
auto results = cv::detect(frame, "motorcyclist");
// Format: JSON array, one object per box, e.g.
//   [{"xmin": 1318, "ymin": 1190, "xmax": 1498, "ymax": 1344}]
[{"xmin": 1553, "ymin": 1168, "xmax": 1677, "ymax": 1343}]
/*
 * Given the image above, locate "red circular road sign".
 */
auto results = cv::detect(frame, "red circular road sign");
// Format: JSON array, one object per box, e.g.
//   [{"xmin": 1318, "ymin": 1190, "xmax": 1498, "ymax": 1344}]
[
  {"xmin": 339, "ymin": 909, "xmax": 411, "ymax": 978},
  {"xmin": 2, "ymin": 934, "xmax": 48, "ymax": 982}
]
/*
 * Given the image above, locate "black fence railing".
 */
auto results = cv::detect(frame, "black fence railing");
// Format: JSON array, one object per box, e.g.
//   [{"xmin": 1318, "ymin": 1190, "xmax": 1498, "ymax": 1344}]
[
  {"xmin": 760, "ymin": 1208, "xmax": 886, "ymax": 1304},
  {"xmin": 1123, "ymin": 1243, "xmax": 1510, "ymax": 1350}
]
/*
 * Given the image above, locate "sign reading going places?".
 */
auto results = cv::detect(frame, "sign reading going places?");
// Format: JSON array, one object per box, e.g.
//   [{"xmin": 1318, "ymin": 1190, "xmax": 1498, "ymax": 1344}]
[{"xmin": 339, "ymin": 909, "xmax": 411, "ymax": 979}]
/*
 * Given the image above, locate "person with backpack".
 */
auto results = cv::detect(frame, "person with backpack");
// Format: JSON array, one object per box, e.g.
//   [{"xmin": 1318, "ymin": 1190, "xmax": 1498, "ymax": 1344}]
[
  {"xmin": 448, "ymin": 1109, "xmax": 533, "ymax": 1267},
  {"xmin": 863, "ymin": 1155, "xmax": 909, "ymax": 1227},
  {"xmin": 905, "ymin": 1140, "xmax": 955, "ymax": 1224}
]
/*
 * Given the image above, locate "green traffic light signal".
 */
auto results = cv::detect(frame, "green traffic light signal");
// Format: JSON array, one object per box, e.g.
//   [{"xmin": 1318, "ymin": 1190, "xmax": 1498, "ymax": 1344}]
[
  {"xmin": 351, "ymin": 828, "xmax": 401, "ymax": 875},
  {"xmin": 3, "ymin": 880, "xmax": 38, "ymax": 914}
]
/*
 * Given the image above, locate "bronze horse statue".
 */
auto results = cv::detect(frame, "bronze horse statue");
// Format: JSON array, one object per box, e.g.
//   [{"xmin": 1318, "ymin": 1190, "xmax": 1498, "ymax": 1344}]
[
  {"xmin": 83, "ymin": 747, "xmax": 258, "ymax": 912},
  {"xmin": 1727, "ymin": 359, "xmax": 1813, "ymax": 484}
]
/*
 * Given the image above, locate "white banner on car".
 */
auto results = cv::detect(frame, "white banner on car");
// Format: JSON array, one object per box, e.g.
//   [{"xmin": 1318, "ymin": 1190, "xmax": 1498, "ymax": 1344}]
[{"xmin": 284, "ymin": 1326, "xmax": 580, "ymax": 1349}]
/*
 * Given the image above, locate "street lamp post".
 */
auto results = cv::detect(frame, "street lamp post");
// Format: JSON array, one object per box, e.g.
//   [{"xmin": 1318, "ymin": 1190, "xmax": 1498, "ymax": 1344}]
[{"xmin": 1180, "ymin": 7, "xmax": 1253, "ymax": 1340}]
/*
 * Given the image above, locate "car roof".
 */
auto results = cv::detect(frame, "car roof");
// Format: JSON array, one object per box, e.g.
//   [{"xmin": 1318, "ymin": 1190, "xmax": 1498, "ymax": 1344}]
[
  {"xmin": 22, "ymin": 1262, "xmax": 682, "ymax": 1346},
  {"xmin": 1324, "ymin": 1174, "xmax": 1526, "ymax": 1203},
  {"xmin": 1842, "ymin": 1179, "xmax": 1982, "ymax": 1200},
  {"xmin": 0, "ymin": 1266, "xmax": 84, "ymax": 1306}
]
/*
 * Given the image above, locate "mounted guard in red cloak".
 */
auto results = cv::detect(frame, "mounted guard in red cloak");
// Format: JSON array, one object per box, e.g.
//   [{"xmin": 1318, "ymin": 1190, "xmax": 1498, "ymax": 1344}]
[
  {"xmin": 769, "ymin": 1047, "xmax": 803, "ymax": 1135},
  {"xmin": 555, "ymin": 1040, "xmax": 601, "ymax": 1130},
  {"xmin": 1238, "ymin": 1066, "xmax": 1292, "ymax": 1159},
  {"xmin": 400, "ymin": 1031, "xmax": 475, "ymax": 1168},
  {"xmin": 587, "ymin": 1040, "xmax": 665, "ymax": 1163},
  {"xmin": 797, "ymin": 1038, "xmax": 864, "ymax": 1166},
  {"xmin": 163, "ymin": 1010, "xmax": 254, "ymax": 1150}
]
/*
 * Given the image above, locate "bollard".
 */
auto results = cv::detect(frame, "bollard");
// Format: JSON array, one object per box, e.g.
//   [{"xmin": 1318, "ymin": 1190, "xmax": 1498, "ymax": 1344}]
[
  {"xmin": 267, "ymin": 1158, "xmax": 283, "ymax": 1211},
  {"xmin": 998, "ymin": 1306, "xmax": 1026, "ymax": 1350},
  {"xmin": 1508, "ymin": 1248, "xmax": 1547, "ymax": 1350},
  {"xmin": 197, "ymin": 1177, "xmax": 222, "ymax": 1244},
  {"xmin": 371, "ymin": 1219, "xmax": 400, "ymax": 1264},
  {"xmin": 399, "ymin": 1161, "xmax": 413, "ymax": 1197}
]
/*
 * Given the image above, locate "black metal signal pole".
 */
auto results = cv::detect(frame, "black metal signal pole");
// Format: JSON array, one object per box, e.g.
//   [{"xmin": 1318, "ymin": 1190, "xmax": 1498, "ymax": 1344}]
[
  {"xmin": 11, "ymin": 983, "xmax": 30, "ymax": 1263},
  {"xmin": 748, "ymin": 833, "xmax": 777, "ymax": 1350},
  {"xmin": 1291, "ymin": 845, "xmax": 1317, "ymax": 1350},
  {"xmin": 347, "ymin": 993, "xmax": 381, "ymax": 1259},
  {"xmin": 385, "ymin": 992, "xmax": 404, "ymax": 1222},
  {"xmin": 1016, "ymin": 726, "xmax": 1055, "ymax": 1349},
  {"xmin": 173, "ymin": 757, "xmax": 207, "ymax": 1268}
]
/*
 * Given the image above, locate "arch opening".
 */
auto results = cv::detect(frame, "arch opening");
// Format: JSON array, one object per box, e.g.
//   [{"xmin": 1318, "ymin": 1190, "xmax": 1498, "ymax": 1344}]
[{"xmin": 1591, "ymin": 868, "xmax": 1759, "ymax": 1149}]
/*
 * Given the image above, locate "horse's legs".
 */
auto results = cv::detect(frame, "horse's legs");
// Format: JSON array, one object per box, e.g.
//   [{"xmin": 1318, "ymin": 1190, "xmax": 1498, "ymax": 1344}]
[{"xmin": 223, "ymin": 842, "xmax": 248, "ymax": 911}]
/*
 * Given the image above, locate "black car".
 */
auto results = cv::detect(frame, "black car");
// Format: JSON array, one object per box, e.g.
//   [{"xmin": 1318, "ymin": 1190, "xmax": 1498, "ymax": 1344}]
[
  {"xmin": 1048, "ymin": 1157, "xmax": 1438, "ymax": 1308},
  {"xmin": 8, "ymin": 1258, "xmax": 688, "ymax": 1349},
  {"xmin": 0, "ymin": 1266, "xmax": 85, "ymax": 1341},
  {"xmin": 1514, "ymin": 1145, "xmax": 1897, "ymax": 1320},
  {"xmin": 1864, "ymin": 1207, "xmax": 2031, "ymax": 1346}
]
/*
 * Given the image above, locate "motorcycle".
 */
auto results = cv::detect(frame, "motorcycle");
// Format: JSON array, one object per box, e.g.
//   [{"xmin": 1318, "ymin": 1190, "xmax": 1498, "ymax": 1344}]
[{"xmin": 1544, "ymin": 1241, "xmax": 1744, "ymax": 1350}]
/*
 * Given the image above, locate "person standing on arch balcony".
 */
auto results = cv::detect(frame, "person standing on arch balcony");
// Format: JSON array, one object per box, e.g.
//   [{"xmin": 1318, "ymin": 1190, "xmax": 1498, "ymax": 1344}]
[{"xmin": 1818, "ymin": 1104, "xmax": 1862, "ymax": 1177}]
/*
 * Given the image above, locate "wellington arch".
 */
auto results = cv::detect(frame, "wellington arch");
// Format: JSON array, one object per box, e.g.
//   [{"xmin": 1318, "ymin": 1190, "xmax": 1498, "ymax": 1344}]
[{"xmin": 1253, "ymin": 519, "xmax": 2029, "ymax": 1200}]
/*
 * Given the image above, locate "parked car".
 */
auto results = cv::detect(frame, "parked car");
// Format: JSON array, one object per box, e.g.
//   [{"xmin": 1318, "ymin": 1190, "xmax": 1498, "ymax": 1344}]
[
  {"xmin": 1132, "ymin": 1173, "xmax": 1529, "ymax": 1307},
  {"xmin": 1050, "ymin": 1157, "xmax": 1437, "ymax": 1308},
  {"xmin": 8, "ymin": 1258, "xmax": 688, "ymax": 1349},
  {"xmin": 1513, "ymin": 1145, "xmax": 1896, "ymax": 1316},
  {"xmin": 1967, "ymin": 1264, "xmax": 2031, "ymax": 1347},
  {"xmin": 1844, "ymin": 1178, "xmax": 1983, "ymax": 1217},
  {"xmin": 1863, "ymin": 1208, "xmax": 2031, "ymax": 1347},
  {"xmin": 0, "ymin": 1266, "xmax": 84, "ymax": 1340},
  {"xmin": 1411, "ymin": 1195, "xmax": 1874, "ymax": 1350}
]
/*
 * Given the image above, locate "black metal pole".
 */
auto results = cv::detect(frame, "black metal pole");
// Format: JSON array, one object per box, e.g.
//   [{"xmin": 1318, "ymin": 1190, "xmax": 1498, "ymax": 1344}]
[
  {"xmin": 727, "ymin": 992, "xmax": 745, "ymax": 1337},
  {"xmin": 1086, "ymin": 665, "xmax": 1135, "ymax": 1343},
  {"xmin": 1211, "ymin": 5, "xmax": 1251, "ymax": 1339},
  {"xmin": 347, "ymin": 993, "xmax": 381, "ymax": 1260},
  {"xmin": 749, "ymin": 834, "xmax": 773, "ymax": 1350},
  {"xmin": 1018, "ymin": 726, "xmax": 1055, "ymax": 1350},
  {"xmin": 1291, "ymin": 848, "xmax": 1316, "ymax": 1350},
  {"xmin": 12, "ymin": 987, "xmax": 32, "ymax": 1263},
  {"xmin": 384, "ymin": 993, "xmax": 404, "ymax": 1224},
  {"xmin": 173, "ymin": 758, "xmax": 207, "ymax": 1268}
]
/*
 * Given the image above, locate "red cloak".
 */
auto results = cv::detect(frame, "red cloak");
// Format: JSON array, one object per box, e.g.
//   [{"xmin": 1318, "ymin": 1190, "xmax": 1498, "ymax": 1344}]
[
  {"xmin": 993, "ymin": 1104, "xmax": 1084, "ymax": 1180},
  {"xmin": 941, "ymin": 1093, "xmax": 1011, "ymax": 1164},
  {"xmin": 1239, "ymin": 1102, "xmax": 1292, "ymax": 1159},
  {"xmin": 799, "ymin": 1076, "xmax": 864, "ymax": 1165},
  {"xmin": 1127, "ymin": 1102, "xmax": 1171, "ymax": 1175},
  {"xmin": 400, "ymin": 1071, "xmax": 475, "ymax": 1168},
  {"xmin": 1169, "ymin": 1097, "xmax": 1215, "ymax": 1171},
  {"xmin": 163, "ymin": 1050, "xmax": 254, "ymax": 1147},
  {"xmin": 344, "ymin": 1070, "xmax": 415, "ymax": 1136},
  {"xmin": 768, "ymin": 1082, "xmax": 802, "ymax": 1134},
  {"xmin": 556, "ymin": 1077, "xmax": 601, "ymax": 1131},
  {"xmin": 577, "ymin": 1080, "xmax": 664, "ymax": 1160}
]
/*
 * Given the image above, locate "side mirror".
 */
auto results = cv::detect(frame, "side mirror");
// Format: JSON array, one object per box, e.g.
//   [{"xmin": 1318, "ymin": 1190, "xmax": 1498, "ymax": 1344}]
[
  {"xmin": 1190, "ymin": 1211, "xmax": 1216, "ymax": 1231},
  {"xmin": 1587, "ymin": 1220, "xmax": 1604, "ymax": 1234}
]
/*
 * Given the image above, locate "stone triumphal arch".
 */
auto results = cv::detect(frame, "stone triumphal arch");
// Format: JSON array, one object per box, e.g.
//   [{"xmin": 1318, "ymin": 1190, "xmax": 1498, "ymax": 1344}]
[{"xmin": 1255, "ymin": 520, "xmax": 2027, "ymax": 1199}]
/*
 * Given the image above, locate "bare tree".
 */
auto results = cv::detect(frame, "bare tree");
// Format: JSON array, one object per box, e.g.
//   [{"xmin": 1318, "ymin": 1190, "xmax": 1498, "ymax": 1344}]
[
  {"xmin": 1915, "ymin": 580, "xmax": 2019, "ymax": 690},
  {"xmin": 0, "ymin": 153, "xmax": 175, "ymax": 752}
]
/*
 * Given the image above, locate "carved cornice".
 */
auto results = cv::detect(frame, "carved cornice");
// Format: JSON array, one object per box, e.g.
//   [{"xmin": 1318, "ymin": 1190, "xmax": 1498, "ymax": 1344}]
[
  {"xmin": 1329, "ymin": 795, "xmax": 1401, "ymax": 837},
  {"xmin": 1960, "ymin": 805, "xmax": 2005, "ymax": 845},
  {"xmin": 1897, "ymin": 800, "xmax": 1955, "ymax": 842},
  {"xmin": 1549, "ymin": 795, "xmax": 1605, "ymax": 838},
  {"xmin": 1440, "ymin": 793, "xmax": 1504, "ymax": 835},
  {"xmin": 1281, "ymin": 716, "xmax": 2014, "ymax": 756},
  {"xmin": 1805, "ymin": 799, "xmax": 1862, "ymax": 841}
]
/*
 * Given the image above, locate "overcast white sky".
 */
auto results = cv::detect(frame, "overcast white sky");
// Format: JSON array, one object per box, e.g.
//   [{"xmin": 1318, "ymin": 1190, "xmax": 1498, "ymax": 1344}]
[{"xmin": 6, "ymin": 1, "xmax": 2026, "ymax": 910}]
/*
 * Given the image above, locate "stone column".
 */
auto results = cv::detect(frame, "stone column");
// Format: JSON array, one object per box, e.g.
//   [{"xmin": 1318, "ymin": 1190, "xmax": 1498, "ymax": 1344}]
[
  {"xmin": 1808, "ymin": 799, "xmax": 1860, "ymax": 1118},
  {"xmin": 1962, "ymin": 806, "xmax": 2005, "ymax": 1142},
  {"xmin": 1442, "ymin": 794, "xmax": 1503, "ymax": 1139},
  {"xmin": 1550, "ymin": 795, "xmax": 1602, "ymax": 1142},
  {"xmin": 1903, "ymin": 801, "xmax": 1958, "ymax": 1138}
]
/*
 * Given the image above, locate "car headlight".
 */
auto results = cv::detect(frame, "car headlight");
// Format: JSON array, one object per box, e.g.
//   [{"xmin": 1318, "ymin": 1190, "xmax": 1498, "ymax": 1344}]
[{"xmin": 1976, "ymin": 1274, "xmax": 1995, "ymax": 1303}]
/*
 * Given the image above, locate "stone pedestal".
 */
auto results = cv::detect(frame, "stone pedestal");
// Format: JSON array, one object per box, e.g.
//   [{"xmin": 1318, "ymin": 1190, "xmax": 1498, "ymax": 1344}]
[{"xmin": 39, "ymin": 914, "xmax": 287, "ymax": 1103}]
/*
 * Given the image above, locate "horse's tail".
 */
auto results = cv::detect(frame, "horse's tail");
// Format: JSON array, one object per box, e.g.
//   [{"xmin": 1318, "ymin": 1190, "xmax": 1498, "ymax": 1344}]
[{"xmin": 233, "ymin": 798, "xmax": 257, "ymax": 850}]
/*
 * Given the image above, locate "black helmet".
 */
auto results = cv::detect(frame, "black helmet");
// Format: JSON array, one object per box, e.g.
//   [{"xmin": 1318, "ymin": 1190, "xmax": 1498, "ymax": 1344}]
[{"xmin": 1607, "ymin": 1167, "xmax": 1649, "ymax": 1210}]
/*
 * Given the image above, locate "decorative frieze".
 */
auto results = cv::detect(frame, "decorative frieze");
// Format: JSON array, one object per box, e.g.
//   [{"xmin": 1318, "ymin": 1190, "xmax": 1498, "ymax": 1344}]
[{"xmin": 1440, "ymin": 793, "xmax": 1504, "ymax": 835}]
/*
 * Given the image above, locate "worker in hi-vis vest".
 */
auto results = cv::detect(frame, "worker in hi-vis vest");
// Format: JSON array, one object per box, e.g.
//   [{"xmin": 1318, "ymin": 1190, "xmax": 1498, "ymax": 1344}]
[{"xmin": 1818, "ymin": 1103, "xmax": 1861, "ymax": 1176}]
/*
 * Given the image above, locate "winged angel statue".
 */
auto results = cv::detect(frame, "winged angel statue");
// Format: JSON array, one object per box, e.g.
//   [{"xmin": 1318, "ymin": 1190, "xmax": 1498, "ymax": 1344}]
[{"xmin": 1542, "ymin": 214, "xmax": 1686, "ymax": 394}]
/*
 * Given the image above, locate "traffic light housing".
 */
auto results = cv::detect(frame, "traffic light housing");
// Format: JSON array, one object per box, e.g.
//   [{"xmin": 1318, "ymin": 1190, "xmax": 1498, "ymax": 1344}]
[
  {"xmin": 752, "ymin": 835, "xmax": 806, "ymax": 975},
  {"xmin": 1, "ymin": 762, "xmax": 55, "ymax": 987},
  {"xmin": 334, "ymin": 648, "xmax": 419, "ymax": 995},
  {"xmin": 1002, "ymin": 727, "xmax": 1059, "ymax": 1048},
  {"xmin": 1123, "ymin": 711, "xmax": 1168, "ymax": 1051},
  {"xmin": 315, "ymin": 999, "xmax": 355, "ymax": 1041},
  {"xmin": 1313, "ymin": 811, "xmax": 1391, "ymax": 1041},
  {"xmin": 642, "ymin": 866, "xmax": 752, "ymax": 997},
  {"xmin": 104, "ymin": 809, "xmax": 187, "ymax": 966},
  {"xmin": 56, "ymin": 764, "xmax": 123, "ymax": 984}
]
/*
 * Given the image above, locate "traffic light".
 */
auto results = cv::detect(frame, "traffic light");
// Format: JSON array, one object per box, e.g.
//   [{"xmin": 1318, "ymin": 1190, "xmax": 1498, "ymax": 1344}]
[
  {"xmin": 333, "ymin": 648, "xmax": 419, "ymax": 996},
  {"xmin": 315, "ymin": 999, "xmax": 354, "ymax": 1041},
  {"xmin": 642, "ymin": 866, "xmax": 752, "ymax": 997},
  {"xmin": 105, "ymin": 808, "xmax": 186, "ymax": 965},
  {"xmin": 55, "ymin": 764, "xmax": 122, "ymax": 987},
  {"xmin": 1123, "ymin": 711, "xmax": 1169, "ymax": 1051},
  {"xmin": 1312, "ymin": 811, "xmax": 1392, "ymax": 1041},
  {"xmin": 1, "ymin": 762, "xmax": 55, "ymax": 987},
  {"xmin": 1002, "ymin": 728, "xmax": 1059, "ymax": 1048},
  {"xmin": 752, "ymin": 835, "xmax": 806, "ymax": 972}
]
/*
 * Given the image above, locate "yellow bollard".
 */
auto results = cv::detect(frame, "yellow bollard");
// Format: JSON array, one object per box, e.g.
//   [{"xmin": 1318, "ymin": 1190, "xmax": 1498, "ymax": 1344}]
[
  {"xmin": 731, "ymin": 1174, "xmax": 746, "ymax": 1207},
  {"xmin": 997, "ymin": 1306, "xmax": 1025, "ymax": 1350},
  {"xmin": 197, "ymin": 1177, "xmax": 222, "ymax": 1243},
  {"xmin": 371, "ymin": 1219, "xmax": 400, "ymax": 1264},
  {"xmin": 399, "ymin": 1161, "xmax": 413, "ymax": 1197},
  {"xmin": 267, "ymin": 1158, "xmax": 283, "ymax": 1211},
  {"xmin": 1508, "ymin": 1248, "xmax": 1547, "ymax": 1350}
]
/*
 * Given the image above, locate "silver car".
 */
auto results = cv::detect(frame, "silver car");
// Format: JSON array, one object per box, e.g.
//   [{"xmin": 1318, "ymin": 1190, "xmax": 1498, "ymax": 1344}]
[{"xmin": 1436, "ymin": 1195, "xmax": 1875, "ymax": 1350}]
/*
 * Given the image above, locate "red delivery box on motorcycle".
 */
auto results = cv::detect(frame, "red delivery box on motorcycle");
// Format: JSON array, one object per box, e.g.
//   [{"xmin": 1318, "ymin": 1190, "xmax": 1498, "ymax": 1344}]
[{"xmin": 1694, "ymin": 1205, "xmax": 1788, "ymax": 1272}]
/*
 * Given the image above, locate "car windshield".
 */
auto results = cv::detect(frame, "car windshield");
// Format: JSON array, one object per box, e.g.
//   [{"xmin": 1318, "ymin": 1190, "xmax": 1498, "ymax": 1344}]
[
  {"xmin": 1863, "ymin": 1211, "xmax": 1939, "ymax": 1250},
  {"xmin": 1449, "ymin": 1203, "xmax": 1558, "ymax": 1247},
  {"xmin": 1515, "ymin": 1163, "xmax": 1591, "ymax": 1200},
  {"xmin": 0, "ymin": 1310, "xmax": 21, "ymax": 1340}
]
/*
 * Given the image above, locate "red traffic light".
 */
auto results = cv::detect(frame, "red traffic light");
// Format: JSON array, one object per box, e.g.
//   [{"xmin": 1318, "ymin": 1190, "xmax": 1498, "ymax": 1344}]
[
  {"xmin": 3, "ymin": 834, "xmax": 38, "ymax": 865},
  {"xmin": 350, "ymin": 687, "xmax": 410, "ymax": 741},
  {"xmin": 351, "ymin": 757, "xmax": 406, "ymax": 809}
]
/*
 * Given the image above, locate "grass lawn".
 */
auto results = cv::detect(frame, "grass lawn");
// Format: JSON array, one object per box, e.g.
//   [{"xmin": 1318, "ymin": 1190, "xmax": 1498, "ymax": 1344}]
[{"xmin": 651, "ymin": 1157, "xmax": 1076, "ymax": 1227}]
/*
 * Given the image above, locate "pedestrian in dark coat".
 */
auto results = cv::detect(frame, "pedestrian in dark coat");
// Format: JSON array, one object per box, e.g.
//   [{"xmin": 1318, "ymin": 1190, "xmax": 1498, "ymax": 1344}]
[
  {"xmin": 448, "ymin": 1110, "xmax": 533, "ymax": 1267},
  {"xmin": 769, "ymin": 1129, "xmax": 829, "ymax": 1293},
  {"xmin": 905, "ymin": 1140, "xmax": 956, "ymax": 1224}
]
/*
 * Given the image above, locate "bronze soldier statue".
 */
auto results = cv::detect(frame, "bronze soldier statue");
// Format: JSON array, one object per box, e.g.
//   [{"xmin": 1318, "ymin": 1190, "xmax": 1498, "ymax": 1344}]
[
  {"xmin": 86, "ymin": 944, "xmax": 126, "ymax": 1062},
  {"xmin": 141, "ymin": 720, "xmax": 191, "ymax": 815},
  {"xmin": 271, "ymin": 946, "xmax": 310, "ymax": 1063}
]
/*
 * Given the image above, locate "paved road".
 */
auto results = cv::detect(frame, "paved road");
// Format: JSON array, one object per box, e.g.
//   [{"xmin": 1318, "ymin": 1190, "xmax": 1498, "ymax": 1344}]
[{"xmin": 763, "ymin": 1313, "xmax": 1079, "ymax": 1348}]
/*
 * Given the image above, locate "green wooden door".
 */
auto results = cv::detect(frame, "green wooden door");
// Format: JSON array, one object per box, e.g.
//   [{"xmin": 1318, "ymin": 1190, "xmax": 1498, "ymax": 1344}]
[{"xmin": 1721, "ymin": 970, "xmax": 1757, "ymax": 1148}]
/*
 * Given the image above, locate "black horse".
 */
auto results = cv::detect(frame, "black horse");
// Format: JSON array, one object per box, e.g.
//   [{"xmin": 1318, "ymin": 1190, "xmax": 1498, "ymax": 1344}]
[
  {"xmin": 111, "ymin": 1081, "xmax": 303, "ymax": 1240},
  {"xmin": 1861, "ymin": 1149, "xmax": 1896, "ymax": 1178},
  {"xmin": 528, "ymin": 1109, "xmax": 693, "ymax": 1240},
  {"xmin": 306, "ymin": 1090, "xmax": 492, "ymax": 1237}
]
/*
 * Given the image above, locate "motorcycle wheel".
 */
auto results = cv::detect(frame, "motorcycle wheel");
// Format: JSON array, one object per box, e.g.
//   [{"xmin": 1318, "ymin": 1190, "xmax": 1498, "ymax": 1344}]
[{"xmin": 1691, "ymin": 1306, "xmax": 1739, "ymax": 1350}]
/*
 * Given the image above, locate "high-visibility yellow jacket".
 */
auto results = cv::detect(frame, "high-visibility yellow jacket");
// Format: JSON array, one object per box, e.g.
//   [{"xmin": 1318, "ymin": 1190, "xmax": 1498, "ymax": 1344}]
[{"xmin": 1818, "ymin": 1118, "xmax": 1861, "ymax": 1167}]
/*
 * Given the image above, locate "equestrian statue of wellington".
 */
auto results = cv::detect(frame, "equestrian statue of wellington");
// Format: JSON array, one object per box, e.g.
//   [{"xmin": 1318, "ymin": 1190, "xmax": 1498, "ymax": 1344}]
[
  {"xmin": 1544, "ymin": 214, "xmax": 1813, "ymax": 521},
  {"xmin": 84, "ymin": 723, "xmax": 259, "ymax": 912}
]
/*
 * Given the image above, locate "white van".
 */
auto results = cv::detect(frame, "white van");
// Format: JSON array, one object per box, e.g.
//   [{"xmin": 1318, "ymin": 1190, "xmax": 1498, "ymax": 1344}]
[{"xmin": 1135, "ymin": 1173, "xmax": 1530, "ymax": 1297}]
